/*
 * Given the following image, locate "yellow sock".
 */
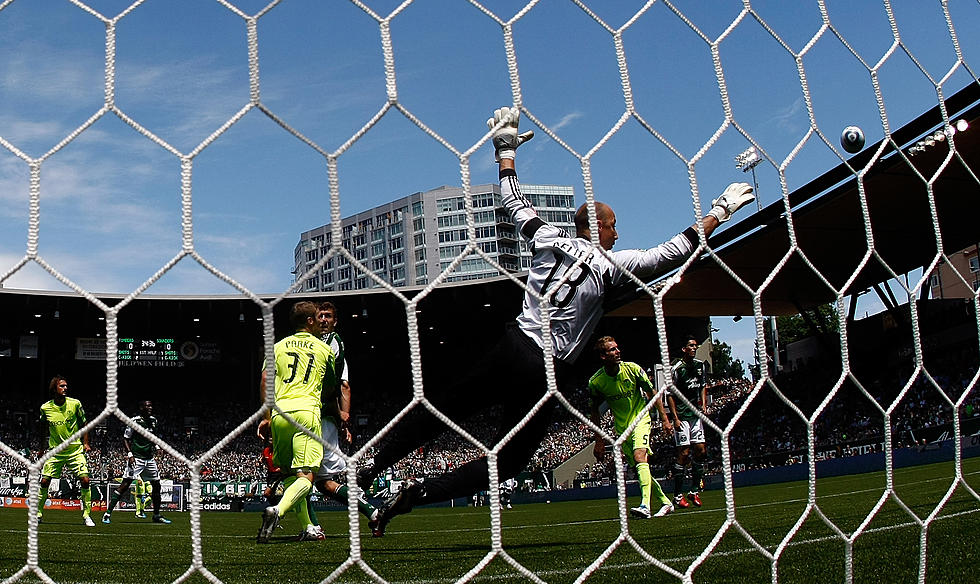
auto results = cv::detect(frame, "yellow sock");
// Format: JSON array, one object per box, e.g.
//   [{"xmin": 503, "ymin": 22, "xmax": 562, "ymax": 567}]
[
  {"xmin": 636, "ymin": 463, "xmax": 652, "ymax": 508},
  {"xmin": 276, "ymin": 476, "xmax": 312, "ymax": 517}
]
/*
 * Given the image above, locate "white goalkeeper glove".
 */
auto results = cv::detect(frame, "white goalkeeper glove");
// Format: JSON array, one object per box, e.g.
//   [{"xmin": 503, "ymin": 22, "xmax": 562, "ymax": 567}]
[
  {"xmin": 487, "ymin": 106, "xmax": 534, "ymax": 162},
  {"xmin": 707, "ymin": 182, "xmax": 754, "ymax": 223}
]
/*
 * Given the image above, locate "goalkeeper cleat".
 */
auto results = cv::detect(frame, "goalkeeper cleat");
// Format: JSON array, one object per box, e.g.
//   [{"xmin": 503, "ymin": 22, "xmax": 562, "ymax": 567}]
[
  {"xmin": 687, "ymin": 492, "xmax": 702, "ymax": 507},
  {"xmin": 153, "ymin": 514, "xmax": 172, "ymax": 524},
  {"xmin": 629, "ymin": 504, "xmax": 651, "ymax": 519},
  {"xmin": 374, "ymin": 480, "xmax": 424, "ymax": 537},
  {"xmin": 674, "ymin": 494, "xmax": 690, "ymax": 509},
  {"xmin": 83, "ymin": 515, "xmax": 96, "ymax": 527},
  {"xmin": 135, "ymin": 512, "xmax": 147, "ymax": 519},
  {"xmin": 102, "ymin": 513, "xmax": 111, "ymax": 525},
  {"xmin": 654, "ymin": 503, "xmax": 674, "ymax": 517},
  {"xmin": 257, "ymin": 506, "xmax": 280, "ymax": 543}
]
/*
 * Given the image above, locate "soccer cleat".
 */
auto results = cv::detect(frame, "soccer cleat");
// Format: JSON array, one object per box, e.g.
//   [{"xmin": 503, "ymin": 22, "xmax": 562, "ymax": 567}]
[
  {"xmin": 83, "ymin": 515, "xmax": 96, "ymax": 527},
  {"xmin": 257, "ymin": 506, "xmax": 280, "ymax": 543},
  {"xmin": 367, "ymin": 510, "xmax": 381, "ymax": 537},
  {"xmin": 36, "ymin": 514, "xmax": 42, "ymax": 524},
  {"xmin": 298, "ymin": 524, "xmax": 325, "ymax": 541},
  {"xmin": 629, "ymin": 504, "xmax": 652, "ymax": 519},
  {"xmin": 374, "ymin": 480, "xmax": 424, "ymax": 537},
  {"xmin": 687, "ymin": 492, "xmax": 702, "ymax": 507},
  {"xmin": 506, "ymin": 503, "xmax": 513, "ymax": 510},
  {"xmin": 102, "ymin": 513, "xmax": 111, "ymax": 525},
  {"xmin": 153, "ymin": 515, "xmax": 172, "ymax": 524},
  {"xmin": 654, "ymin": 503, "xmax": 674, "ymax": 517},
  {"xmin": 135, "ymin": 512, "xmax": 147, "ymax": 519},
  {"xmin": 673, "ymin": 494, "xmax": 690, "ymax": 509}
]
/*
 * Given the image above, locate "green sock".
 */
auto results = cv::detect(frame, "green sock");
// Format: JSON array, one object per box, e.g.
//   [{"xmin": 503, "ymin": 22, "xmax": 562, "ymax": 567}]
[
  {"xmin": 38, "ymin": 486, "xmax": 49, "ymax": 515},
  {"xmin": 649, "ymin": 470, "xmax": 671, "ymax": 505},
  {"xmin": 691, "ymin": 461, "xmax": 704, "ymax": 494},
  {"xmin": 334, "ymin": 485, "xmax": 377, "ymax": 518},
  {"xmin": 276, "ymin": 476, "xmax": 312, "ymax": 519},
  {"xmin": 636, "ymin": 463, "xmax": 652, "ymax": 508},
  {"xmin": 81, "ymin": 487, "xmax": 91, "ymax": 517},
  {"xmin": 307, "ymin": 495, "xmax": 319, "ymax": 527}
]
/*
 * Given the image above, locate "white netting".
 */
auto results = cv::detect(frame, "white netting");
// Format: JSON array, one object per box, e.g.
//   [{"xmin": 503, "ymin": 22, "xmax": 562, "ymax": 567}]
[{"xmin": 1, "ymin": 1, "xmax": 978, "ymax": 583}]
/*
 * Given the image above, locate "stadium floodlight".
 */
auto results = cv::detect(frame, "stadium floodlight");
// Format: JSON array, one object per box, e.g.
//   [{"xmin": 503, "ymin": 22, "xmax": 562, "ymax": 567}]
[
  {"xmin": 734, "ymin": 146, "xmax": 763, "ymax": 212},
  {"xmin": 956, "ymin": 118, "xmax": 969, "ymax": 132}
]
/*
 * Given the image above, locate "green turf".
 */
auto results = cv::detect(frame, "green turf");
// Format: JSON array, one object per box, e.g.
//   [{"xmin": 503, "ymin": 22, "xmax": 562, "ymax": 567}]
[{"xmin": 2, "ymin": 458, "xmax": 977, "ymax": 583}]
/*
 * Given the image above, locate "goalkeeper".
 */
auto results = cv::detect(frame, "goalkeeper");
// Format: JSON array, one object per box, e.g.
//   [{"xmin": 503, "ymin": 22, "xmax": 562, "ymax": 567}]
[
  {"xmin": 366, "ymin": 106, "xmax": 754, "ymax": 534},
  {"xmin": 589, "ymin": 336, "xmax": 673, "ymax": 519}
]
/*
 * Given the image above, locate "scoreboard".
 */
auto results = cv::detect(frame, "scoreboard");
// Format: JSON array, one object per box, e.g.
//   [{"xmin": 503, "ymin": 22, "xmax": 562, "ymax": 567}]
[{"xmin": 117, "ymin": 338, "xmax": 180, "ymax": 363}]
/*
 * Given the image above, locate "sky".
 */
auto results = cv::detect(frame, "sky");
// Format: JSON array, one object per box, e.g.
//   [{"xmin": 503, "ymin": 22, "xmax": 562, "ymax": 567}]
[{"xmin": 1, "ymin": 0, "xmax": 978, "ymax": 368}]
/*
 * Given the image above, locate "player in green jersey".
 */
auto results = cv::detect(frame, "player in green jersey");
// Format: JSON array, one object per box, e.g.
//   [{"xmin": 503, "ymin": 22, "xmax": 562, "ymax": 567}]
[
  {"xmin": 257, "ymin": 301, "xmax": 336, "ymax": 543},
  {"xmin": 102, "ymin": 400, "xmax": 171, "ymax": 524},
  {"xmin": 37, "ymin": 376, "xmax": 95, "ymax": 526},
  {"xmin": 668, "ymin": 335, "xmax": 710, "ymax": 509},
  {"xmin": 589, "ymin": 337, "xmax": 674, "ymax": 519}
]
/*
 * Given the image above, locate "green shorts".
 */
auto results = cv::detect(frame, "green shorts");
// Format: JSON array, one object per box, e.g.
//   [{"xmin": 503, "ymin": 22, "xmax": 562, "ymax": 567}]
[
  {"xmin": 621, "ymin": 415, "xmax": 652, "ymax": 460},
  {"xmin": 41, "ymin": 445, "xmax": 90, "ymax": 479},
  {"xmin": 271, "ymin": 409, "xmax": 322, "ymax": 473}
]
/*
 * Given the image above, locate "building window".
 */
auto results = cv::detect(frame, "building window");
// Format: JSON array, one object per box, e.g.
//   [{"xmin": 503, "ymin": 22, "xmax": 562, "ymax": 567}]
[
  {"xmin": 306, "ymin": 249, "xmax": 318, "ymax": 262},
  {"xmin": 929, "ymin": 273, "xmax": 939, "ymax": 287},
  {"xmin": 437, "ymin": 197, "xmax": 465, "ymax": 214},
  {"xmin": 413, "ymin": 217, "xmax": 424, "ymax": 232},
  {"xmin": 415, "ymin": 248, "xmax": 426, "ymax": 262},
  {"xmin": 412, "ymin": 201, "xmax": 424, "ymax": 217},
  {"xmin": 416, "ymin": 264, "xmax": 427, "ymax": 278},
  {"xmin": 389, "ymin": 222, "xmax": 403, "ymax": 236},
  {"xmin": 414, "ymin": 233, "xmax": 425, "ymax": 247},
  {"xmin": 970, "ymin": 256, "xmax": 979, "ymax": 273},
  {"xmin": 372, "ymin": 242, "xmax": 386, "ymax": 257},
  {"xmin": 390, "ymin": 236, "xmax": 403, "ymax": 250},
  {"xmin": 390, "ymin": 252, "xmax": 404, "ymax": 265},
  {"xmin": 973, "ymin": 279, "xmax": 980, "ymax": 292},
  {"xmin": 373, "ymin": 257, "xmax": 387, "ymax": 271}
]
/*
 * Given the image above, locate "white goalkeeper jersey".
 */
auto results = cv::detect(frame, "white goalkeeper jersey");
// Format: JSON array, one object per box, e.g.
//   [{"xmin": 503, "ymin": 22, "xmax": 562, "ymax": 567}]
[{"xmin": 500, "ymin": 168, "xmax": 697, "ymax": 363}]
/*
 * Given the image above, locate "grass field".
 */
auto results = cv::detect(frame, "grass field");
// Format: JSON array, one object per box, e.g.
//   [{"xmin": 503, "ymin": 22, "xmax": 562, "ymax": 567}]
[{"xmin": 2, "ymin": 458, "xmax": 978, "ymax": 584}]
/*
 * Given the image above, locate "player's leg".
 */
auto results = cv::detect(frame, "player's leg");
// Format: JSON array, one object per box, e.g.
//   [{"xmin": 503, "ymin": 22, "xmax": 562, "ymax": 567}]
[
  {"xmin": 38, "ymin": 453, "xmax": 69, "ymax": 522},
  {"xmin": 260, "ymin": 411, "xmax": 321, "ymax": 543},
  {"xmin": 672, "ymin": 421, "xmax": 692, "ymax": 508},
  {"xmin": 687, "ymin": 423, "xmax": 707, "ymax": 507},
  {"xmin": 66, "ymin": 449, "xmax": 94, "ymax": 525},
  {"xmin": 134, "ymin": 479, "xmax": 146, "ymax": 517},
  {"xmin": 145, "ymin": 459, "xmax": 170, "ymax": 523},
  {"xmin": 105, "ymin": 478, "xmax": 133, "ymax": 519},
  {"xmin": 628, "ymin": 416, "xmax": 655, "ymax": 518}
]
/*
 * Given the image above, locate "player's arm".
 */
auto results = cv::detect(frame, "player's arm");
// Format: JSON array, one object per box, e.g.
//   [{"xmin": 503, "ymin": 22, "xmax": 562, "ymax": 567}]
[
  {"xmin": 122, "ymin": 429, "xmax": 135, "ymax": 463},
  {"xmin": 37, "ymin": 410, "xmax": 49, "ymax": 452},
  {"xmin": 337, "ymin": 380, "xmax": 352, "ymax": 444},
  {"xmin": 259, "ymin": 368, "xmax": 271, "ymax": 421},
  {"xmin": 667, "ymin": 392, "xmax": 681, "ymax": 428},
  {"xmin": 78, "ymin": 403, "xmax": 91, "ymax": 452}
]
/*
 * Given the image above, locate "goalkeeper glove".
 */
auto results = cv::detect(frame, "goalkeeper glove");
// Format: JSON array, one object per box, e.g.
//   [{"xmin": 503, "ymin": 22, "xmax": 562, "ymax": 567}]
[
  {"xmin": 707, "ymin": 182, "xmax": 754, "ymax": 223},
  {"xmin": 487, "ymin": 106, "xmax": 534, "ymax": 161}
]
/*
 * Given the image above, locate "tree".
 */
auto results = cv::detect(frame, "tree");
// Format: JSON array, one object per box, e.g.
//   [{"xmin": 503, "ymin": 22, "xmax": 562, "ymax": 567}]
[
  {"xmin": 710, "ymin": 339, "xmax": 746, "ymax": 380},
  {"xmin": 776, "ymin": 303, "xmax": 841, "ymax": 345}
]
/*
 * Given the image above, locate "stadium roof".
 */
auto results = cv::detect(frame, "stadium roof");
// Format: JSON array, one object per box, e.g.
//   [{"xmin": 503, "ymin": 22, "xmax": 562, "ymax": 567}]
[{"xmin": 609, "ymin": 82, "xmax": 980, "ymax": 318}]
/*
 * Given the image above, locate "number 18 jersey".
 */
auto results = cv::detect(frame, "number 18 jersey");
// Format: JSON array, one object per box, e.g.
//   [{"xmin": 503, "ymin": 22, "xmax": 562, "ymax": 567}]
[{"xmin": 500, "ymin": 168, "xmax": 697, "ymax": 363}]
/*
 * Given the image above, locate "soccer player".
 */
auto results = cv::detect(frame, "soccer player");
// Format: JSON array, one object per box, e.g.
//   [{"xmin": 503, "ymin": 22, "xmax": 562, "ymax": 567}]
[
  {"xmin": 589, "ymin": 336, "xmax": 674, "ymax": 518},
  {"xmin": 363, "ymin": 106, "xmax": 753, "ymax": 534},
  {"xmin": 668, "ymin": 334, "xmax": 710, "ymax": 509},
  {"xmin": 37, "ymin": 376, "xmax": 95, "ymax": 526},
  {"xmin": 306, "ymin": 301, "xmax": 380, "ymax": 539},
  {"xmin": 102, "ymin": 400, "xmax": 171, "ymax": 524},
  {"xmin": 499, "ymin": 477, "xmax": 517, "ymax": 510},
  {"xmin": 256, "ymin": 300, "xmax": 336, "ymax": 544}
]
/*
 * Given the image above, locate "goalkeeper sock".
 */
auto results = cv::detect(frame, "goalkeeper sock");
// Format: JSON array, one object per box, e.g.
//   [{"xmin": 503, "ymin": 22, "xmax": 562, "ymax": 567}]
[
  {"xmin": 691, "ymin": 461, "xmax": 704, "ymax": 494},
  {"xmin": 673, "ymin": 463, "xmax": 686, "ymax": 497},
  {"xmin": 636, "ymin": 463, "xmax": 652, "ymax": 508},
  {"xmin": 647, "ymin": 466, "xmax": 671, "ymax": 505},
  {"xmin": 38, "ymin": 486, "xmax": 49, "ymax": 515},
  {"xmin": 81, "ymin": 487, "xmax": 91, "ymax": 517},
  {"xmin": 332, "ymin": 485, "xmax": 377, "ymax": 519},
  {"xmin": 277, "ymin": 476, "xmax": 312, "ymax": 518}
]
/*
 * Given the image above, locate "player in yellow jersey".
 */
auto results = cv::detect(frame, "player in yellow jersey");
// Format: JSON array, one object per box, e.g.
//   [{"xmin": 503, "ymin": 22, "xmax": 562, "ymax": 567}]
[
  {"xmin": 589, "ymin": 337, "xmax": 674, "ymax": 518},
  {"xmin": 37, "ymin": 376, "xmax": 95, "ymax": 526},
  {"xmin": 256, "ymin": 301, "xmax": 336, "ymax": 543}
]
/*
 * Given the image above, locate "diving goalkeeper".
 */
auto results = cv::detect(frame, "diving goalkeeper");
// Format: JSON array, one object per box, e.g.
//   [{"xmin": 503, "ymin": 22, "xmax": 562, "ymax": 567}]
[{"xmin": 365, "ymin": 106, "xmax": 754, "ymax": 534}]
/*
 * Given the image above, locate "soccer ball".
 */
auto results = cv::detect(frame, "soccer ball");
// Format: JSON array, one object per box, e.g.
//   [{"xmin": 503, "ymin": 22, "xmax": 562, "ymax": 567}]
[{"xmin": 841, "ymin": 126, "xmax": 865, "ymax": 153}]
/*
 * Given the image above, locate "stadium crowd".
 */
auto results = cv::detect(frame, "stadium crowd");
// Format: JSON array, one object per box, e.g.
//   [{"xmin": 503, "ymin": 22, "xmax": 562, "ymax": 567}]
[{"xmin": 3, "ymin": 347, "xmax": 977, "ymax": 488}]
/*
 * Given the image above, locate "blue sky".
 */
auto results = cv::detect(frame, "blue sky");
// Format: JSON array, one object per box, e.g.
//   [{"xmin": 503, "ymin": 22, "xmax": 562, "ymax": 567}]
[{"xmin": 1, "ymin": 0, "xmax": 978, "ymax": 367}]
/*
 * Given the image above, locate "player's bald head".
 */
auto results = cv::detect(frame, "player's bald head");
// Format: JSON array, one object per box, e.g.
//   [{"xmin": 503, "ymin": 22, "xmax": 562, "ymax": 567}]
[{"xmin": 574, "ymin": 201, "xmax": 614, "ymax": 235}]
